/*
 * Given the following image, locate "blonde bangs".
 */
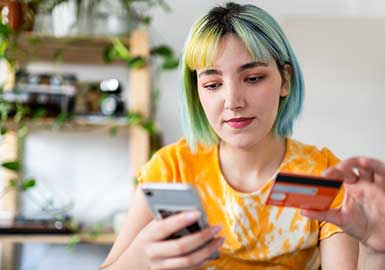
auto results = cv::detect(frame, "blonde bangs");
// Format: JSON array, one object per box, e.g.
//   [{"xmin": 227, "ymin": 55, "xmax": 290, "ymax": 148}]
[{"xmin": 184, "ymin": 21, "xmax": 222, "ymax": 70}]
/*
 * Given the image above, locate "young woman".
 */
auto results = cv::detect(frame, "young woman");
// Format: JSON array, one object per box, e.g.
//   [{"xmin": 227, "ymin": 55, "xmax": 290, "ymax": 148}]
[{"xmin": 101, "ymin": 3, "xmax": 359, "ymax": 269}]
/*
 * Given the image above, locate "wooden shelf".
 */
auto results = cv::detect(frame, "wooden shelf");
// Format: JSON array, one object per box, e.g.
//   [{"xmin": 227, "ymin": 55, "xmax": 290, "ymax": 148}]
[
  {"xmin": 8, "ymin": 32, "xmax": 132, "ymax": 65},
  {"xmin": 69, "ymin": 114, "xmax": 129, "ymax": 126},
  {"xmin": 1, "ymin": 29, "xmax": 150, "ymax": 269},
  {"xmin": 5, "ymin": 115, "xmax": 131, "ymax": 130},
  {"xmin": 0, "ymin": 233, "xmax": 116, "ymax": 245},
  {"xmin": 67, "ymin": 115, "xmax": 131, "ymax": 128}
]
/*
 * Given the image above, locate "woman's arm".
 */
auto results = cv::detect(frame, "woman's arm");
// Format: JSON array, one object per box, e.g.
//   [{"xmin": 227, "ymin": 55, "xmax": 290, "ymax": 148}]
[
  {"xmin": 101, "ymin": 188, "xmax": 223, "ymax": 270},
  {"xmin": 320, "ymin": 232, "xmax": 358, "ymax": 270},
  {"xmin": 101, "ymin": 188, "xmax": 154, "ymax": 269}
]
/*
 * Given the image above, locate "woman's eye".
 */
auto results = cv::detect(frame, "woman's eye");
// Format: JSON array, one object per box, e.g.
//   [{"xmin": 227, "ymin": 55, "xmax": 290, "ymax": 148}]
[
  {"xmin": 203, "ymin": 83, "xmax": 221, "ymax": 90},
  {"xmin": 245, "ymin": 76, "xmax": 263, "ymax": 83}
]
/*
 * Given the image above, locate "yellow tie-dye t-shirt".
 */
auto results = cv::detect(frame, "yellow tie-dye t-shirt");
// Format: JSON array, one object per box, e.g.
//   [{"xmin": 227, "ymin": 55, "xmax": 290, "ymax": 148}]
[{"xmin": 137, "ymin": 138, "xmax": 344, "ymax": 270}]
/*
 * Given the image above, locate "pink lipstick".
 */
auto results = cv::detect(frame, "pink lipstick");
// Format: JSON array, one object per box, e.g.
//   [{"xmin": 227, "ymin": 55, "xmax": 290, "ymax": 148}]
[{"xmin": 225, "ymin": 117, "xmax": 254, "ymax": 129}]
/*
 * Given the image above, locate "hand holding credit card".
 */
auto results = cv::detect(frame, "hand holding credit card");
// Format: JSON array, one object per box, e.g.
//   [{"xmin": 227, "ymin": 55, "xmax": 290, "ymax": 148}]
[{"xmin": 266, "ymin": 172, "xmax": 343, "ymax": 210}]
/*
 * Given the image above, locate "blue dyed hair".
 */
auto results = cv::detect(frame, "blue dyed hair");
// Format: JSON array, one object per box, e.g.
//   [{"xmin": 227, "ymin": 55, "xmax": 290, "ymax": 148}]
[{"xmin": 180, "ymin": 2, "xmax": 304, "ymax": 151}]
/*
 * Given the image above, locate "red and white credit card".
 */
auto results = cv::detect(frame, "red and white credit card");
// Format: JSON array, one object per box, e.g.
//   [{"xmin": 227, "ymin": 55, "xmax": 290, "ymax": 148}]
[{"xmin": 266, "ymin": 172, "xmax": 343, "ymax": 211}]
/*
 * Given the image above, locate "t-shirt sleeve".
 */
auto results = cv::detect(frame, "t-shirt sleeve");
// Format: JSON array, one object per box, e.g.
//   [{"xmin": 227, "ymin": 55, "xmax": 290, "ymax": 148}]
[
  {"xmin": 136, "ymin": 150, "xmax": 173, "ymax": 185},
  {"xmin": 319, "ymin": 147, "xmax": 344, "ymax": 240}
]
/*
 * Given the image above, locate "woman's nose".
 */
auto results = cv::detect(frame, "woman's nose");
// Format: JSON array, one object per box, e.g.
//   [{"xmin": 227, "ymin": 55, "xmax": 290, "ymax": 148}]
[{"xmin": 224, "ymin": 85, "xmax": 245, "ymax": 111}]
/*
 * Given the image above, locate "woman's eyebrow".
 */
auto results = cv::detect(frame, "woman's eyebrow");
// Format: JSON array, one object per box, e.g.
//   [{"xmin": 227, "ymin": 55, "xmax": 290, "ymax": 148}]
[
  {"xmin": 237, "ymin": 61, "xmax": 268, "ymax": 72},
  {"xmin": 197, "ymin": 61, "xmax": 267, "ymax": 78},
  {"xmin": 198, "ymin": 69, "xmax": 222, "ymax": 78}
]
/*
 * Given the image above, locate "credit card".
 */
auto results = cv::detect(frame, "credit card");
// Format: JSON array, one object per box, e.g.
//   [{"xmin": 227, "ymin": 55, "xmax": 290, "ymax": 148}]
[{"xmin": 266, "ymin": 172, "xmax": 343, "ymax": 210}]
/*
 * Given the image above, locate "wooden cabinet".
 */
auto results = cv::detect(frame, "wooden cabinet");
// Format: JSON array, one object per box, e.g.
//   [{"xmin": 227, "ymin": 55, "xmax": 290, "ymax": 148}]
[{"xmin": 0, "ymin": 30, "xmax": 151, "ymax": 269}]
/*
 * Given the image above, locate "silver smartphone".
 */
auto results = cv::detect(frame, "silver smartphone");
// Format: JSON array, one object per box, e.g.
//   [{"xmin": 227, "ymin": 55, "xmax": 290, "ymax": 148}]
[{"xmin": 141, "ymin": 183, "xmax": 219, "ymax": 259}]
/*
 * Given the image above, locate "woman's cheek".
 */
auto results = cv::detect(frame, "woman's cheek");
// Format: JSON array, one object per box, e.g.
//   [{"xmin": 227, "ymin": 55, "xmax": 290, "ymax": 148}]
[{"xmin": 199, "ymin": 91, "xmax": 216, "ymax": 112}]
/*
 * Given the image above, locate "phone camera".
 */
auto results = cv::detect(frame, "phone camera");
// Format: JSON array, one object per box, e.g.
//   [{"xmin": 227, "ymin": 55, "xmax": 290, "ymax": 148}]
[{"xmin": 144, "ymin": 190, "xmax": 153, "ymax": 197}]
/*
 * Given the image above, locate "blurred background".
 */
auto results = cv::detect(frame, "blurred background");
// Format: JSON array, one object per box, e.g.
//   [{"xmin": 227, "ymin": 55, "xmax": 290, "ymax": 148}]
[{"xmin": 0, "ymin": 0, "xmax": 384, "ymax": 269}]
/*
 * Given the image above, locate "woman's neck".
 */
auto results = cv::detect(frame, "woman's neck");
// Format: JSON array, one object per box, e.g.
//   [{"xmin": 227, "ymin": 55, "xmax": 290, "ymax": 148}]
[{"xmin": 219, "ymin": 134, "xmax": 287, "ymax": 193}]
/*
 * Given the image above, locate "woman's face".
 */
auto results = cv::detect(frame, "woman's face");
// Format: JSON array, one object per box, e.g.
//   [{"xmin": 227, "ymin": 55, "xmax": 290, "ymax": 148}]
[{"xmin": 196, "ymin": 34, "xmax": 289, "ymax": 149}]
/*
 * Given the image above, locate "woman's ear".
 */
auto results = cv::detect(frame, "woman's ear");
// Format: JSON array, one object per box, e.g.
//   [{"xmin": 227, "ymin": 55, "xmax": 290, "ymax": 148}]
[{"xmin": 280, "ymin": 64, "xmax": 292, "ymax": 97}]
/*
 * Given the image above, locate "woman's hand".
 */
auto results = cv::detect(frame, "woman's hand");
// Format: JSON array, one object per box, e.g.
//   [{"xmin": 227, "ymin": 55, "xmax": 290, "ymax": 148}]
[
  {"xmin": 301, "ymin": 157, "xmax": 385, "ymax": 253},
  {"xmin": 129, "ymin": 210, "xmax": 224, "ymax": 270}
]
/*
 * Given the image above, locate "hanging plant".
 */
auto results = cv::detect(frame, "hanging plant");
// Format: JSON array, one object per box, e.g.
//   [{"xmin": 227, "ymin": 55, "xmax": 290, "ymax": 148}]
[{"xmin": 35, "ymin": 0, "xmax": 171, "ymax": 36}]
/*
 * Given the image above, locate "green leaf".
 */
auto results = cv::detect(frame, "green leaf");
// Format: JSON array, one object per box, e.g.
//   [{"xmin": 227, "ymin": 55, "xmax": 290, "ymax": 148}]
[
  {"xmin": 54, "ymin": 49, "xmax": 64, "ymax": 64},
  {"xmin": 161, "ymin": 56, "xmax": 179, "ymax": 70},
  {"xmin": 103, "ymin": 44, "xmax": 120, "ymax": 63},
  {"xmin": 2, "ymin": 161, "xmax": 20, "ymax": 172},
  {"xmin": 111, "ymin": 38, "xmax": 131, "ymax": 60},
  {"xmin": 0, "ymin": 22, "xmax": 10, "ymax": 37},
  {"xmin": 0, "ymin": 40, "xmax": 8, "ymax": 58},
  {"xmin": 89, "ymin": 223, "xmax": 103, "ymax": 238},
  {"xmin": 28, "ymin": 35, "xmax": 41, "ymax": 46},
  {"xmin": 140, "ymin": 16, "xmax": 152, "ymax": 25},
  {"xmin": 152, "ymin": 87, "xmax": 161, "ymax": 106},
  {"xmin": 0, "ymin": 102, "xmax": 11, "ymax": 121},
  {"xmin": 109, "ymin": 125, "xmax": 118, "ymax": 136},
  {"xmin": 150, "ymin": 45, "xmax": 173, "ymax": 57},
  {"xmin": 14, "ymin": 104, "xmax": 30, "ymax": 123},
  {"xmin": 66, "ymin": 235, "xmax": 81, "ymax": 252},
  {"xmin": 141, "ymin": 120, "xmax": 157, "ymax": 135},
  {"xmin": 31, "ymin": 108, "xmax": 48, "ymax": 120},
  {"xmin": 157, "ymin": 0, "xmax": 172, "ymax": 12},
  {"xmin": 1, "ymin": 126, "xmax": 7, "ymax": 135},
  {"xmin": 127, "ymin": 56, "xmax": 146, "ymax": 69},
  {"xmin": 17, "ymin": 125, "xmax": 29, "ymax": 138},
  {"xmin": 14, "ymin": 111, "xmax": 24, "ymax": 123},
  {"xmin": 126, "ymin": 112, "xmax": 143, "ymax": 125},
  {"xmin": 68, "ymin": 220, "xmax": 80, "ymax": 232},
  {"xmin": 149, "ymin": 131, "xmax": 162, "ymax": 157},
  {"xmin": 53, "ymin": 113, "xmax": 70, "ymax": 130},
  {"xmin": 21, "ymin": 178, "xmax": 36, "ymax": 191}
]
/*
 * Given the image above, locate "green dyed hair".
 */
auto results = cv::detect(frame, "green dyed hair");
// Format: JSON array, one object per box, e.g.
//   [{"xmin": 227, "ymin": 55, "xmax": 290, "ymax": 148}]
[{"xmin": 180, "ymin": 2, "xmax": 304, "ymax": 151}]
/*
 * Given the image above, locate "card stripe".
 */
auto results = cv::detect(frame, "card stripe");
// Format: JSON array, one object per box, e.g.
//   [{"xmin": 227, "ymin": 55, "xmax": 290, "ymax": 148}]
[{"xmin": 276, "ymin": 173, "xmax": 343, "ymax": 188}]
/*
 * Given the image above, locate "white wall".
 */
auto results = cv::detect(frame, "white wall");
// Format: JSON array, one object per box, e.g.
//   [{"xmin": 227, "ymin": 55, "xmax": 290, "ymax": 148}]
[
  {"xmin": 284, "ymin": 17, "xmax": 385, "ymax": 160},
  {"xmin": 1, "ymin": 1, "xmax": 384, "ymax": 269}
]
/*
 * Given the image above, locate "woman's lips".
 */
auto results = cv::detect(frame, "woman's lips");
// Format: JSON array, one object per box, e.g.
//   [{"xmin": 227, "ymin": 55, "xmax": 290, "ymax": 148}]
[{"xmin": 225, "ymin": 117, "xmax": 254, "ymax": 129}]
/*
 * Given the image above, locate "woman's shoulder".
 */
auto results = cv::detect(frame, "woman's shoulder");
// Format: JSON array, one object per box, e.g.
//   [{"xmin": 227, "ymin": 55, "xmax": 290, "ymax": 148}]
[
  {"xmin": 288, "ymin": 138, "xmax": 338, "ymax": 157},
  {"xmin": 137, "ymin": 137, "xmax": 218, "ymax": 184},
  {"xmin": 156, "ymin": 137, "xmax": 191, "ymax": 155},
  {"xmin": 155, "ymin": 137, "xmax": 216, "ymax": 160},
  {"xmin": 285, "ymin": 138, "xmax": 340, "ymax": 172}
]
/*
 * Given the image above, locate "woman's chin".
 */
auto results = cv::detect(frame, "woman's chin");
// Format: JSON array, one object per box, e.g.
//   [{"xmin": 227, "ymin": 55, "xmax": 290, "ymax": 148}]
[
  {"xmin": 219, "ymin": 130, "xmax": 275, "ymax": 150},
  {"xmin": 221, "ymin": 136, "xmax": 258, "ymax": 150}
]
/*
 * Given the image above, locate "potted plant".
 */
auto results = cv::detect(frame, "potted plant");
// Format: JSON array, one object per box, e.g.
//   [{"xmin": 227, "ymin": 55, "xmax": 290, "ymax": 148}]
[{"xmin": 34, "ymin": 0, "xmax": 170, "ymax": 36}]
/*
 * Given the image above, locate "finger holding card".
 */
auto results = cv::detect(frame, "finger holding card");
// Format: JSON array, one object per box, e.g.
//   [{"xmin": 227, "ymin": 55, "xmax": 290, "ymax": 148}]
[{"xmin": 301, "ymin": 157, "xmax": 385, "ymax": 253}]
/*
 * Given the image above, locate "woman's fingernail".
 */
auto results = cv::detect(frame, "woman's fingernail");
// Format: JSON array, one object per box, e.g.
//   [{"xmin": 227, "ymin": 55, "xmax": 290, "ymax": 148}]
[
  {"xmin": 218, "ymin": 237, "xmax": 225, "ymax": 245},
  {"xmin": 185, "ymin": 211, "xmax": 200, "ymax": 221},
  {"xmin": 211, "ymin": 226, "xmax": 222, "ymax": 235}
]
